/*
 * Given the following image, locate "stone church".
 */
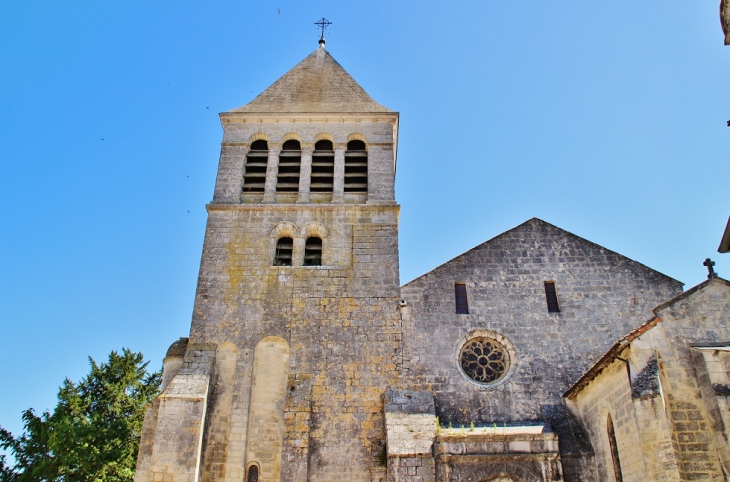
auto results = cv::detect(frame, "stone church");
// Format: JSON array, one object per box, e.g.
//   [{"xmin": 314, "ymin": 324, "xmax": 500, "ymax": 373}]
[{"xmin": 134, "ymin": 42, "xmax": 730, "ymax": 482}]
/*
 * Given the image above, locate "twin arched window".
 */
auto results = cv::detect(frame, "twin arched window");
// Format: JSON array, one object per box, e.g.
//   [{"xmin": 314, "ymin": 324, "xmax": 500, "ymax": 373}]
[
  {"xmin": 273, "ymin": 237, "xmax": 293, "ymax": 266},
  {"xmin": 304, "ymin": 237, "xmax": 322, "ymax": 266},
  {"xmin": 273, "ymin": 236, "xmax": 322, "ymax": 267}
]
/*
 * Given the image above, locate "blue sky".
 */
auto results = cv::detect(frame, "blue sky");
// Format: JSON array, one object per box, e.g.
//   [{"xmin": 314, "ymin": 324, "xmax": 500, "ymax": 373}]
[{"xmin": 1, "ymin": 1, "xmax": 728, "ymax": 438}]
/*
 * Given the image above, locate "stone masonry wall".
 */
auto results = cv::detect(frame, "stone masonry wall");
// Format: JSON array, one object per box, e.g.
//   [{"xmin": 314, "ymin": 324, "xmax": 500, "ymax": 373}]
[
  {"xmin": 187, "ymin": 203, "xmax": 402, "ymax": 482},
  {"xmin": 399, "ymin": 218, "xmax": 684, "ymax": 480},
  {"xmin": 571, "ymin": 358, "xmax": 655, "ymax": 481},
  {"xmin": 138, "ymin": 105, "xmax": 403, "ymax": 482},
  {"xmin": 644, "ymin": 280, "xmax": 730, "ymax": 480},
  {"xmin": 212, "ymin": 117, "xmax": 398, "ymax": 206},
  {"xmin": 571, "ymin": 278, "xmax": 730, "ymax": 481}
]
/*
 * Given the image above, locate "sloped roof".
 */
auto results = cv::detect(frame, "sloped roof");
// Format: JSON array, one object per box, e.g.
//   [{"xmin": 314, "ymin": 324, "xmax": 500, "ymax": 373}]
[
  {"xmin": 402, "ymin": 217, "xmax": 683, "ymax": 288},
  {"xmin": 719, "ymin": 216, "xmax": 730, "ymax": 253},
  {"xmin": 563, "ymin": 277, "xmax": 730, "ymax": 399},
  {"xmin": 229, "ymin": 47, "xmax": 392, "ymax": 114}
]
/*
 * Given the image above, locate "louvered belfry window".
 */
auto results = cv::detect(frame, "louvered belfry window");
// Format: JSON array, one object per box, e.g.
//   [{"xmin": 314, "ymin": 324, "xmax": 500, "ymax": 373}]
[
  {"xmin": 277, "ymin": 139, "xmax": 301, "ymax": 192},
  {"xmin": 273, "ymin": 237, "xmax": 293, "ymax": 266},
  {"xmin": 311, "ymin": 140, "xmax": 334, "ymax": 192},
  {"xmin": 455, "ymin": 283, "xmax": 469, "ymax": 314},
  {"xmin": 303, "ymin": 237, "xmax": 322, "ymax": 266},
  {"xmin": 243, "ymin": 140, "xmax": 268, "ymax": 192},
  {"xmin": 344, "ymin": 140, "xmax": 368, "ymax": 193},
  {"xmin": 544, "ymin": 281, "xmax": 560, "ymax": 313}
]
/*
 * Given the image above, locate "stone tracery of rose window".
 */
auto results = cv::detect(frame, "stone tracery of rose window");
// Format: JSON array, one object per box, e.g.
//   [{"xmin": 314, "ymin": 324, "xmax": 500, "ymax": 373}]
[{"xmin": 460, "ymin": 337, "xmax": 509, "ymax": 384}]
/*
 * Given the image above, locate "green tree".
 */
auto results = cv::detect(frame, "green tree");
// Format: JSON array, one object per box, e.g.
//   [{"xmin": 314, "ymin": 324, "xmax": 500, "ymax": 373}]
[{"xmin": 0, "ymin": 349, "xmax": 161, "ymax": 482}]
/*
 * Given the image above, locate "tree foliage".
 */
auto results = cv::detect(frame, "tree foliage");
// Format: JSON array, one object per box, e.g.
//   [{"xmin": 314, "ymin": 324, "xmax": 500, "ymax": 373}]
[{"xmin": 0, "ymin": 349, "xmax": 161, "ymax": 482}]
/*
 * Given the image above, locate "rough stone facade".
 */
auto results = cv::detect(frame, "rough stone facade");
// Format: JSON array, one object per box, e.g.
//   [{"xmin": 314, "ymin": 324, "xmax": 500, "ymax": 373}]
[
  {"xmin": 566, "ymin": 278, "xmax": 730, "ymax": 481},
  {"xmin": 134, "ymin": 44, "xmax": 728, "ymax": 481},
  {"xmin": 135, "ymin": 46, "xmax": 401, "ymax": 482},
  {"xmin": 398, "ymin": 218, "xmax": 683, "ymax": 479}
]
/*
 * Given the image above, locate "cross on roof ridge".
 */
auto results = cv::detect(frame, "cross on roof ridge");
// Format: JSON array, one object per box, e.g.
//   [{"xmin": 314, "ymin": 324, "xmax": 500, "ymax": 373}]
[{"xmin": 315, "ymin": 17, "xmax": 332, "ymax": 46}]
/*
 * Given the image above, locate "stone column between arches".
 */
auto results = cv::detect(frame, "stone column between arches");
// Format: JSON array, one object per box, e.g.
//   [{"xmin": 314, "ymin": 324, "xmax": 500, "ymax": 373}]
[
  {"xmin": 263, "ymin": 143, "xmax": 281, "ymax": 203},
  {"xmin": 298, "ymin": 143, "xmax": 313, "ymax": 203},
  {"xmin": 332, "ymin": 143, "xmax": 346, "ymax": 203},
  {"xmin": 213, "ymin": 144, "xmax": 248, "ymax": 204},
  {"xmin": 245, "ymin": 336, "xmax": 290, "ymax": 482}
]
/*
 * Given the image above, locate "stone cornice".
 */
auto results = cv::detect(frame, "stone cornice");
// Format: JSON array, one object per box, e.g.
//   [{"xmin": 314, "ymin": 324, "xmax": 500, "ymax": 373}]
[
  {"xmin": 206, "ymin": 202, "xmax": 399, "ymax": 212},
  {"xmin": 219, "ymin": 112, "xmax": 399, "ymax": 126}
]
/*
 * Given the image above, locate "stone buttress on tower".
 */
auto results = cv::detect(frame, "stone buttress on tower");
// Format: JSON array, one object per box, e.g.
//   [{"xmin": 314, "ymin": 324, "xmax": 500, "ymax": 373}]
[{"xmin": 135, "ymin": 45, "xmax": 402, "ymax": 482}]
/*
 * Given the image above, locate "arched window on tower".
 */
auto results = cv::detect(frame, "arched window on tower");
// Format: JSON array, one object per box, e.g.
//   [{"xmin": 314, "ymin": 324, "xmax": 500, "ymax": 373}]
[
  {"xmin": 311, "ymin": 140, "xmax": 334, "ymax": 193},
  {"xmin": 246, "ymin": 464, "xmax": 259, "ymax": 482},
  {"xmin": 344, "ymin": 140, "xmax": 367, "ymax": 193},
  {"xmin": 273, "ymin": 237, "xmax": 293, "ymax": 266},
  {"xmin": 303, "ymin": 237, "xmax": 322, "ymax": 266},
  {"xmin": 277, "ymin": 139, "xmax": 301, "ymax": 192},
  {"xmin": 243, "ymin": 140, "xmax": 268, "ymax": 192},
  {"xmin": 607, "ymin": 413, "xmax": 623, "ymax": 482}
]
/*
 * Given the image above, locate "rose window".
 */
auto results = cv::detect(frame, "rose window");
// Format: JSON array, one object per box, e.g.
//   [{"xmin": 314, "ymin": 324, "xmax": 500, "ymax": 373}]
[{"xmin": 460, "ymin": 337, "xmax": 509, "ymax": 384}]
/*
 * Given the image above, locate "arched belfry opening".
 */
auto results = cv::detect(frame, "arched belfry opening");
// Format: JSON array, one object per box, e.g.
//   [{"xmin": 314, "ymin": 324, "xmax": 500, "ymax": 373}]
[
  {"xmin": 311, "ymin": 140, "xmax": 334, "ymax": 193},
  {"xmin": 277, "ymin": 139, "xmax": 301, "ymax": 192},
  {"xmin": 344, "ymin": 139, "xmax": 367, "ymax": 193},
  {"xmin": 243, "ymin": 139, "xmax": 268, "ymax": 193}
]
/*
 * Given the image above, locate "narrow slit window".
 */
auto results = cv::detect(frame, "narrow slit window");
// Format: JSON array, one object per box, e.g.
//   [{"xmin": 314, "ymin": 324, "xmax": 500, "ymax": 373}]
[
  {"xmin": 311, "ymin": 140, "xmax": 334, "ymax": 193},
  {"xmin": 243, "ymin": 140, "xmax": 268, "ymax": 193},
  {"xmin": 277, "ymin": 139, "xmax": 301, "ymax": 192},
  {"xmin": 607, "ymin": 414, "xmax": 623, "ymax": 482},
  {"xmin": 246, "ymin": 464, "xmax": 259, "ymax": 482},
  {"xmin": 344, "ymin": 140, "xmax": 367, "ymax": 193},
  {"xmin": 273, "ymin": 237, "xmax": 293, "ymax": 266},
  {"xmin": 544, "ymin": 281, "xmax": 560, "ymax": 313},
  {"xmin": 303, "ymin": 237, "xmax": 322, "ymax": 266},
  {"xmin": 455, "ymin": 283, "xmax": 469, "ymax": 314}
]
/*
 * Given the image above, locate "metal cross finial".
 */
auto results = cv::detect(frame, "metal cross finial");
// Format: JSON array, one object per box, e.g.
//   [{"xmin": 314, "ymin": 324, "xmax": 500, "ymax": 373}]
[
  {"xmin": 315, "ymin": 17, "xmax": 332, "ymax": 45},
  {"xmin": 704, "ymin": 258, "xmax": 718, "ymax": 279}
]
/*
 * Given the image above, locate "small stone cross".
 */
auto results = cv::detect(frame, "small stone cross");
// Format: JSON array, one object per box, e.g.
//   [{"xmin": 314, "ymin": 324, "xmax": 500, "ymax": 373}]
[{"xmin": 704, "ymin": 258, "xmax": 718, "ymax": 279}]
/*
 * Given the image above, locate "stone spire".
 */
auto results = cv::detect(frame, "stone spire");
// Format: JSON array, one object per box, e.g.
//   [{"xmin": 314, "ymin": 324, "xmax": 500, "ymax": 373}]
[{"xmin": 228, "ymin": 48, "xmax": 392, "ymax": 114}]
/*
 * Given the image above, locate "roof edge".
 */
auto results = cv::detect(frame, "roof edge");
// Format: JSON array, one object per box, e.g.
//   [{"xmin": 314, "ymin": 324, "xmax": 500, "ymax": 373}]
[
  {"xmin": 401, "ymin": 217, "xmax": 683, "ymax": 289},
  {"xmin": 563, "ymin": 277, "xmax": 730, "ymax": 399},
  {"xmin": 719, "ymin": 216, "xmax": 730, "ymax": 253}
]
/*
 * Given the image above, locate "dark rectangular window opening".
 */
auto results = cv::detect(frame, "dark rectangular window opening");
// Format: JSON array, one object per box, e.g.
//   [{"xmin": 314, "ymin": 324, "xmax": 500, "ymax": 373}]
[
  {"xmin": 455, "ymin": 283, "xmax": 469, "ymax": 314},
  {"xmin": 303, "ymin": 237, "xmax": 322, "ymax": 266},
  {"xmin": 544, "ymin": 281, "xmax": 560, "ymax": 313},
  {"xmin": 273, "ymin": 237, "xmax": 293, "ymax": 266}
]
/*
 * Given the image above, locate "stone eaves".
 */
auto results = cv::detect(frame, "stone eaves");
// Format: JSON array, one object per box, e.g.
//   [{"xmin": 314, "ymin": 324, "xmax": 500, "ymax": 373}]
[
  {"xmin": 563, "ymin": 277, "xmax": 730, "ymax": 399},
  {"xmin": 228, "ymin": 47, "xmax": 393, "ymax": 114},
  {"xmin": 401, "ymin": 217, "xmax": 683, "ymax": 288}
]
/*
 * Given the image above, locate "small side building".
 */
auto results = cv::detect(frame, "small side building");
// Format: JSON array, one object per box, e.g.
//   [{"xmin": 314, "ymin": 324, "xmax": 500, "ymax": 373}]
[{"xmin": 564, "ymin": 277, "xmax": 730, "ymax": 481}]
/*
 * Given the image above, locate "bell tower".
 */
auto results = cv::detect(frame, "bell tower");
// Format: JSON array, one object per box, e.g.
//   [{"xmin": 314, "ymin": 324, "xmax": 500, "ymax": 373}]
[{"xmin": 135, "ymin": 41, "xmax": 402, "ymax": 482}]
